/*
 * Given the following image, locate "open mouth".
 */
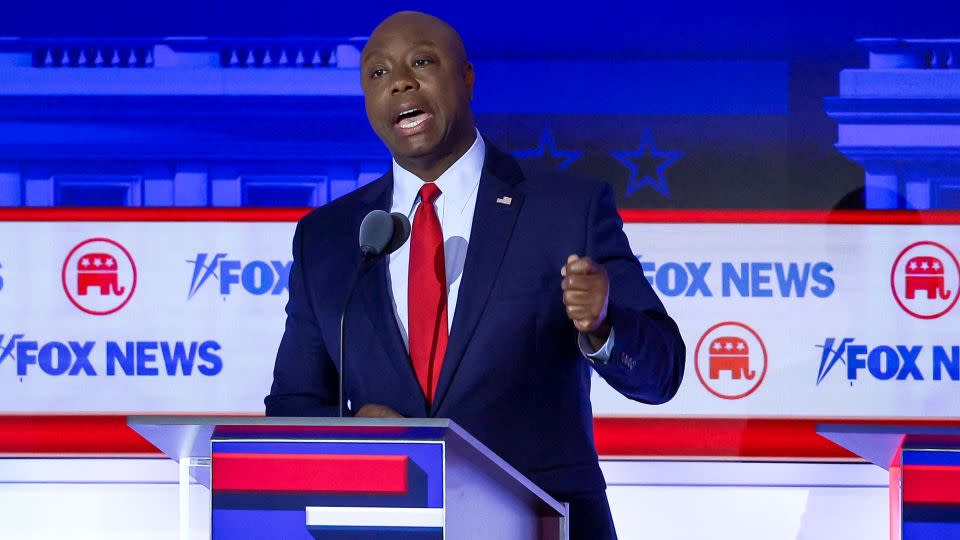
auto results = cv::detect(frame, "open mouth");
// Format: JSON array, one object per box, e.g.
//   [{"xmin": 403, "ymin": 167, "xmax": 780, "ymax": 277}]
[{"xmin": 395, "ymin": 108, "xmax": 429, "ymax": 129}]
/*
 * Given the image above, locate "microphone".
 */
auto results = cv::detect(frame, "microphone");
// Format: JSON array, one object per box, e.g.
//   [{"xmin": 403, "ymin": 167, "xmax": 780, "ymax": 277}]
[
  {"xmin": 358, "ymin": 210, "xmax": 393, "ymax": 258},
  {"xmin": 384, "ymin": 212, "xmax": 412, "ymax": 256},
  {"xmin": 358, "ymin": 209, "xmax": 411, "ymax": 259},
  {"xmin": 339, "ymin": 210, "xmax": 411, "ymax": 417}
]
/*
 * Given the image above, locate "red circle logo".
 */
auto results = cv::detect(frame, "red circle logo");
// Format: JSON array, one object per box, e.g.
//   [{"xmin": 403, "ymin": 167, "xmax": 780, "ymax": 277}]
[
  {"xmin": 890, "ymin": 241, "xmax": 959, "ymax": 320},
  {"xmin": 694, "ymin": 321, "xmax": 768, "ymax": 400},
  {"xmin": 61, "ymin": 238, "xmax": 137, "ymax": 316}
]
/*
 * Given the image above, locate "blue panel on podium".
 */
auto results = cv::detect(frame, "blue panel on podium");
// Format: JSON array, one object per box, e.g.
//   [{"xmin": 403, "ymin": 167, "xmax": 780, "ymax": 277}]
[{"xmin": 210, "ymin": 438, "xmax": 445, "ymax": 540}]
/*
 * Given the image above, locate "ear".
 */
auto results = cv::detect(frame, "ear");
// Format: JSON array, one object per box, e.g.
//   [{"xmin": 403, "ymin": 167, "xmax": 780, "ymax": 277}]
[{"xmin": 464, "ymin": 61, "xmax": 475, "ymax": 100}]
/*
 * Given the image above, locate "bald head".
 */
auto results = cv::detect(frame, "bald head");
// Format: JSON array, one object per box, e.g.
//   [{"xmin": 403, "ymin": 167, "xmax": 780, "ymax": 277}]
[
  {"xmin": 364, "ymin": 11, "xmax": 468, "ymax": 66},
  {"xmin": 360, "ymin": 11, "xmax": 477, "ymax": 181}
]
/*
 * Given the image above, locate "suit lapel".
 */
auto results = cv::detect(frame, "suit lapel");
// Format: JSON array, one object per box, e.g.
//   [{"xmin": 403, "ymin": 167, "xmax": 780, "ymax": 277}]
[
  {"xmin": 430, "ymin": 144, "xmax": 525, "ymax": 415},
  {"xmin": 355, "ymin": 173, "xmax": 427, "ymax": 415}
]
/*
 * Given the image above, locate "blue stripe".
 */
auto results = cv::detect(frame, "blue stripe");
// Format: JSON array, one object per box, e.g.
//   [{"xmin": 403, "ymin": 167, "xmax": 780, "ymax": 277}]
[
  {"xmin": 472, "ymin": 60, "xmax": 788, "ymax": 115},
  {"xmin": 212, "ymin": 508, "xmax": 443, "ymax": 540},
  {"xmin": 213, "ymin": 509, "xmax": 313, "ymax": 540},
  {"xmin": 904, "ymin": 505, "xmax": 960, "ymax": 523},
  {"xmin": 903, "ymin": 450, "xmax": 960, "ymax": 466},
  {"xmin": 306, "ymin": 528, "xmax": 442, "ymax": 540},
  {"xmin": 904, "ymin": 521, "xmax": 960, "ymax": 540},
  {"xmin": 212, "ymin": 486, "xmax": 430, "ymax": 511}
]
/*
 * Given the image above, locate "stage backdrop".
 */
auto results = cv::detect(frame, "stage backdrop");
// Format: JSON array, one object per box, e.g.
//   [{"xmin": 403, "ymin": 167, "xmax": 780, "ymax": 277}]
[{"xmin": 1, "ymin": 210, "xmax": 957, "ymax": 424}]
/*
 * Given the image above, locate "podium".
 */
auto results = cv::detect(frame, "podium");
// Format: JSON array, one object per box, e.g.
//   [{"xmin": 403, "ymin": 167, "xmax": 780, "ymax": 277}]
[
  {"xmin": 818, "ymin": 423, "xmax": 960, "ymax": 540},
  {"xmin": 128, "ymin": 416, "xmax": 569, "ymax": 540}
]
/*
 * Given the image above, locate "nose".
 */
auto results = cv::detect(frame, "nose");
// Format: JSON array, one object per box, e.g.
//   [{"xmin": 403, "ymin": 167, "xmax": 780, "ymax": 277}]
[{"xmin": 390, "ymin": 66, "xmax": 419, "ymax": 95}]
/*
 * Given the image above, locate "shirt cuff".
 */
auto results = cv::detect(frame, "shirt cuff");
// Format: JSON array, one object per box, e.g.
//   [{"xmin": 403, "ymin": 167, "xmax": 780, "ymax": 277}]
[{"xmin": 578, "ymin": 327, "xmax": 615, "ymax": 364}]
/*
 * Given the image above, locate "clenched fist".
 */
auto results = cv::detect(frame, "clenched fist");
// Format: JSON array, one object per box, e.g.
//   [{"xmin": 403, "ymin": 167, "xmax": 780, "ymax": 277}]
[{"xmin": 561, "ymin": 254, "xmax": 611, "ymax": 349}]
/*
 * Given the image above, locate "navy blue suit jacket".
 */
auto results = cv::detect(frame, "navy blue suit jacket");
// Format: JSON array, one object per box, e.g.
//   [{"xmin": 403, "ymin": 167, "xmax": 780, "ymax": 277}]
[{"xmin": 265, "ymin": 142, "xmax": 685, "ymax": 497}]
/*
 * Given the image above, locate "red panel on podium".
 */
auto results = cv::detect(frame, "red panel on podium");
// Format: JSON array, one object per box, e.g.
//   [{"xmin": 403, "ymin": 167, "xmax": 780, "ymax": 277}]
[
  {"xmin": 902, "ymin": 465, "xmax": 960, "ymax": 505},
  {"xmin": 212, "ymin": 452, "xmax": 409, "ymax": 494}
]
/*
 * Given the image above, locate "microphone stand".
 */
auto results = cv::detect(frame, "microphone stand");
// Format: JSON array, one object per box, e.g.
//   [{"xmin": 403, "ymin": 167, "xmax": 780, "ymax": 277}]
[
  {"xmin": 338, "ymin": 253, "xmax": 377, "ymax": 418},
  {"xmin": 337, "ymin": 210, "xmax": 409, "ymax": 418}
]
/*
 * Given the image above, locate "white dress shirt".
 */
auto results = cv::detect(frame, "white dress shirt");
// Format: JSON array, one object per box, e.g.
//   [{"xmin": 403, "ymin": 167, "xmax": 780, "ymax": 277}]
[{"xmin": 387, "ymin": 130, "xmax": 613, "ymax": 361}]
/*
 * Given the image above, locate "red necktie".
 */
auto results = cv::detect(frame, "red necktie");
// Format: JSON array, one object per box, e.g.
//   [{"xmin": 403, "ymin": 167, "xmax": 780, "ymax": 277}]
[{"xmin": 408, "ymin": 183, "xmax": 448, "ymax": 404}]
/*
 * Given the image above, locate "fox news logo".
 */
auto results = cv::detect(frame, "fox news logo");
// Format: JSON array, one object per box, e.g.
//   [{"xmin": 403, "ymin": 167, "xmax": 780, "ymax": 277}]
[
  {"xmin": 0, "ymin": 334, "xmax": 222, "ymax": 377},
  {"xmin": 187, "ymin": 253, "xmax": 291, "ymax": 299},
  {"xmin": 816, "ymin": 338, "xmax": 960, "ymax": 384},
  {"xmin": 638, "ymin": 259, "xmax": 834, "ymax": 298}
]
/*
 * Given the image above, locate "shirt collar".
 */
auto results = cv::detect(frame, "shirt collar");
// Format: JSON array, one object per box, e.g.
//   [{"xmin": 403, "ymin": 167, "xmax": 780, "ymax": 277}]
[{"xmin": 391, "ymin": 129, "xmax": 485, "ymax": 217}]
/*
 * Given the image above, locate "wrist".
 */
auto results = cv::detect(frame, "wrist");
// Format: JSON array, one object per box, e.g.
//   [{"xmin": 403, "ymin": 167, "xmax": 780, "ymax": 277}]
[{"xmin": 587, "ymin": 319, "xmax": 612, "ymax": 350}]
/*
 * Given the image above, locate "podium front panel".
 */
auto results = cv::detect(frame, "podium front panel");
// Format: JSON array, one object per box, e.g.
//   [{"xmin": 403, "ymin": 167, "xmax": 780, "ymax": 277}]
[{"xmin": 210, "ymin": 438, "xmax": 445, "ymax": 539}]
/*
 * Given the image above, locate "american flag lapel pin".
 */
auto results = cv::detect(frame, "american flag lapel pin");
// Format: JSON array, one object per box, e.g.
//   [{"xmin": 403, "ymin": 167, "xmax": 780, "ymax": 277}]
[{"xmin": 496, "ymin": 195, "xmax": 512, "ymax": 206}]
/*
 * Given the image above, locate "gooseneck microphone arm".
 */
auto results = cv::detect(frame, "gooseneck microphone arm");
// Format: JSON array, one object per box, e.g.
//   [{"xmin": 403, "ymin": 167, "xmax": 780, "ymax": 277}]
[
  {"xmin": 338, "ymin": 210, "xmax": 411, "ymax": 417},
  {"xmin": 338, "ymin": 256, "xmax": 376, "ymax": 417}
]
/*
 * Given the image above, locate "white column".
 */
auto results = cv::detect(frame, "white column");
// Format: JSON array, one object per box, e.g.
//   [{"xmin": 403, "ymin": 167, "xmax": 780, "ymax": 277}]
[
  {"xmin": 905, "ymin": 180, "xmax": 932, "ymax": 209},
  {"xmin": 144, "ymin": 165, "xmax": 175, "ymax": 206},
  {"xmin": 0, "ymin": 164, "xmax": 20, "ymax": 206},
  {"xmin": 864, "ymin": 170, "xmax": 899, "ymax": 209},
  {"xmin": 174, "ymin": 164, "xmax": 208, "ymax": 206}
]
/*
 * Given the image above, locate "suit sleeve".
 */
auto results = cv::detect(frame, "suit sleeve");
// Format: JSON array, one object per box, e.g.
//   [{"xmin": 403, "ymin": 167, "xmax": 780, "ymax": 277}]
[
  {"xmin": 584, "ymin": 183, "xmax": 686, "ymax": 404},
  {"xmin": 264, "ymin": 220, "xmax": 340, "ymax": 416}
]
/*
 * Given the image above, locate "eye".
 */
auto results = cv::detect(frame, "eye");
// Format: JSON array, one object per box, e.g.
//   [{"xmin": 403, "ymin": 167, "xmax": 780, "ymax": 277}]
[
  {"xmin": 370, "ymin": 68, "xmax": 387, "ymax": 79},
  {"xmin": 413, "ymin": 58, "xmax": 432, "ymax": 67}
]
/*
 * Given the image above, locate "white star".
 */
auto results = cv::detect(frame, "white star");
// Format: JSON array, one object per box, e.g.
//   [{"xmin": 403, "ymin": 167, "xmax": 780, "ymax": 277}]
[
  {"xmin": 909, "ymin": 261, "xmax": 917, "ymax": 270},
  {"xmin": 712, "ymin": 342, "xmax": 721, "ymax": 351},
  {"xmin": 724, "ymin": 342, "xmax": 734, "ymax": 351},
  {"xmin": 736, "ymin": 342, "xmax": 746, "ymax": 351},
  {"xmin": 105, "ymin": 258, "xmax": 115, "ymax": 268},
  {"xmin": 921, "ymin": 261, "xmax": 929, "ymax": 270},
  {"xmin": 93, "ymin": 258, "xmax": 102, "ymax": 267},
  {"xmin": 933, "ymin": 261, "xmax": 941, "ymax": 271},
  {"xmin": 80, "ymin": 258, "xmax": 89, "ymax": 267}
]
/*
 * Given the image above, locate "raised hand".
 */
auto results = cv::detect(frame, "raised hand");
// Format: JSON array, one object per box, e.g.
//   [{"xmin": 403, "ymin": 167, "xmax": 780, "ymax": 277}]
[{"xmin": 561, "ymin": 254, "xmax": 611, "ymax": 349}]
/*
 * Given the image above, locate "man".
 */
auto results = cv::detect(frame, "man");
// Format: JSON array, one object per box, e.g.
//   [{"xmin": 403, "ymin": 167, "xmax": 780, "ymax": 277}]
[{"xmin": 266, "ymin": 11, "xmax": 685, "ymax": 539}]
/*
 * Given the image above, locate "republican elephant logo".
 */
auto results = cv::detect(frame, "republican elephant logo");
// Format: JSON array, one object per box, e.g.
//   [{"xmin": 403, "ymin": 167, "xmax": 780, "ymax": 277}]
[
  {"xmin": 708, "ymin": 336, "xmax": 756, "ymax": 380},
  {"xmin": 77, "ymin": 253, "xmax": 126, "ymax": 296},
  {"xmin": 695, "ymin": 321, "xmax": 767, "ymax": 400},
  {"xmin": 891, "ymin": 242, "xmax": 960, "ymax": 320},
  {"xmin": 62, "ymin": 238, "xmax": 137, "ymax": 316},
  {"xmin": 904, "ymin": 256, "xmax": 951, "ymax": 300}
]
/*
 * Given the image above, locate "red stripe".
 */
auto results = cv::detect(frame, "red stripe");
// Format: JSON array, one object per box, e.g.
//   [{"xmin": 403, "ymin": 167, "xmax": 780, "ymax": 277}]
[
  {"xmin": 0, "ymin": 207, "xmax": 312, "ymax": 222},
  {"xmin": 0, "ymin": 415, "xmax": 158, "ymax": 454},
  {"xmin": 594, "ymin": 417, "xmax": 852, "ymax": 458},
  {"xmin": 2, "ymin": 415, "xmax": 960, "ymax": 458},
  {"xmin": 1, "ymin": 207, "xmax": 960, "ymax": 224},
  {"xmin": 211, "ymin": 452, "xmax": 409, "ymax": 494},
  {"xmin": 592, "ymin": 418, "xmax": 960, "ymax": 459},
  {"xmin": 618, "ymin": 209, "xmax": 960, "ymax": 225},
  {"xmin": 214, "ymin": 425, "xmax": 413, "ymax": 437},
  {"xmin": 902, "ymin": 464, "xmax": 960, "ymax": 505}
]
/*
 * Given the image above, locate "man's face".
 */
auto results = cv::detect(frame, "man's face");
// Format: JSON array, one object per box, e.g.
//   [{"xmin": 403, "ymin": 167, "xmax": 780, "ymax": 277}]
[{"xmin": 361, "ymin": 19, "xmax": 474, "ymax": 161}]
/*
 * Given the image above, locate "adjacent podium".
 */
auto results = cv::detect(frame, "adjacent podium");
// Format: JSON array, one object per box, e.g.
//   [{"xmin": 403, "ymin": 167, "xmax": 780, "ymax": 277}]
[
  {"xmin": 128, "ymin": 417, "xmax": 568, "ymax": 540},
  {"xmin": 818, "ymin": 423, "xmax": 960, "ymax": 540}
]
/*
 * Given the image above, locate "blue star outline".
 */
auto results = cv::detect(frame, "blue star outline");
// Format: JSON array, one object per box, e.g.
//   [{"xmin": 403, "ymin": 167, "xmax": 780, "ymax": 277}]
[
  {"xmin": 611, "ymin": 130, "xmax": 682, "ymax": 199},
  {"xmin": 512, "ymin": 127, "xmax": 582, "ymax": 171}
]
